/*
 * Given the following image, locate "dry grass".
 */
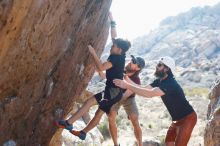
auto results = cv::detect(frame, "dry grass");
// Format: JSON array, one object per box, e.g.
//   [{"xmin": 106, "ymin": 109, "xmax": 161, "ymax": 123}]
[{"xmin": 184, "ymin": 87, "xmax": 209, "ymax": 97}]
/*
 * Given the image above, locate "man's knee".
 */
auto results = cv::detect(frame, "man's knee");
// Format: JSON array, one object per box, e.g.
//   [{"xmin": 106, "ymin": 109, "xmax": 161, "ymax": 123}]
[
  {"xmin": 86, "ymin": 96, "xmax": 96, "ymax": 105},
  {"xmin": 165, "ymin": 142, "xmax": 175, "ymax": 146},
  {"xmin": 165, "ymin": 127, "xmax": 176, "ymax": 145},
  {"xmin": 129, "ymin": 114, "xmax": 139, "ymax": 125}
]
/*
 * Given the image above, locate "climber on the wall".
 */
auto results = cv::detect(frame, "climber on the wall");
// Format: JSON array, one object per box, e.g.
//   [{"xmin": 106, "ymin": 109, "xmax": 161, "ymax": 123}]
[
  {"xmin": 64, "ymin": 12, "xmax": 145, "ymax": 146},
  {"xmin": 54, "ymin": 12, "xmax": 131, "ymax": 142},
  {"xmin": 113, "ymin": 56, "xmax": 197, "ymax": 146},
  {"xmin": 107, "ymin": 13, "xmax": 144, "ymax": 146},
  {"xmin": 107, "ymin": 56, "xmax": 144, "ymax": 146}
]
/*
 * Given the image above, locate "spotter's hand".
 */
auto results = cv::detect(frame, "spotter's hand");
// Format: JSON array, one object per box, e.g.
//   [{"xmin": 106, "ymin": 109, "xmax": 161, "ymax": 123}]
[{"xmin": 113, "ymin": 79, "xmax": 128, "ymax": 89}]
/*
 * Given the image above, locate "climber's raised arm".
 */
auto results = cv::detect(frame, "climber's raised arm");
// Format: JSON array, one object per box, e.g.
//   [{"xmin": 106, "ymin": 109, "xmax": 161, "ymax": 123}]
[
  {"xmin": 88, "ymin": 45, "xmax": 112, "ymax": 71},
  {"xmin": 109, "ymin": 12, "xmax": 117, "ymax": 40}
]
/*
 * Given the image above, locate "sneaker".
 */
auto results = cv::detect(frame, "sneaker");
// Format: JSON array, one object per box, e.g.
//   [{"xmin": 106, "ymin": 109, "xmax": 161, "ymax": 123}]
[
  {"xmin": 70, "ymin": 130, "xmax": 87, "ymax": 140},
  {"xmin": 54, "ymin": 120, "xmax": 73, "ymax": 131}
]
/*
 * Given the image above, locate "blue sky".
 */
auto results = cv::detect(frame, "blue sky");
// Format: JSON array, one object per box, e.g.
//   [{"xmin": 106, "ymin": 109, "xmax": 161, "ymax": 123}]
[{"xmin": 110, "ymin": 0, "xmax": 219, "ymax": 40}]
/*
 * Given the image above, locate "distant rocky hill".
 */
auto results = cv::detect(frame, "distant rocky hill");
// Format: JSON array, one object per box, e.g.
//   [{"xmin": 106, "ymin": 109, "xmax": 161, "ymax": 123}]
[
  {"xmin": 102, "ymin": 3, "xmax": 220, "ymax": 88},
  {"xmin": 131, "ymin": 3, "xmax": 220, "ymax": 64}
]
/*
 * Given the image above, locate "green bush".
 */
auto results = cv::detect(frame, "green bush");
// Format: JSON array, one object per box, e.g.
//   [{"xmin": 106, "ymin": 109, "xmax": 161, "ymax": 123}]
[{"xmin": 148, "ymin": 124, "xmax": 152, "ymax": 129}]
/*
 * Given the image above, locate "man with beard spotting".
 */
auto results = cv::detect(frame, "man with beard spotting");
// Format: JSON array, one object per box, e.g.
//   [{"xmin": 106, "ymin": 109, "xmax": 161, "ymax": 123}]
[{"xmin": 113, "ymin": 56, "xmax": 197, "ymax": 146}]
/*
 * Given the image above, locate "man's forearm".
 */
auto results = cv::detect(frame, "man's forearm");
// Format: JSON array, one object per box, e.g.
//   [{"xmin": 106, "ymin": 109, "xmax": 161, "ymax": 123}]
[
  {"xmin": 121, "ymin": 89, "xmax": 134, "ymax": 101},
  {"xmin": 111, "ymin": 26, "xmax": 117, "ymax": 39},
  {"xmin": 125, "ymin": 76, "xmax": 141, "ymax": 87},
  {"xmin": 126, "ymin": 83, "xmax": 153, "ymax": 98},
  {"xmin": 109, "ymin": 12, "xmax": 117, "ymax": 39},
  {"xmin": 91, "ymin": 52, "xmax": 103, "ymax": 71}
]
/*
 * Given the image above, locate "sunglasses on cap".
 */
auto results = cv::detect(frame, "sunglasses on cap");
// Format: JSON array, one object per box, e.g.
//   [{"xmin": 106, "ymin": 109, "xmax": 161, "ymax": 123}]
[
  {"xmin": 131, "ymin": 58, "xmax": 137, "ymax": 64},
  {"xmin": 131, "ymin": 59, "xmax": 142, "ymax": 69}
]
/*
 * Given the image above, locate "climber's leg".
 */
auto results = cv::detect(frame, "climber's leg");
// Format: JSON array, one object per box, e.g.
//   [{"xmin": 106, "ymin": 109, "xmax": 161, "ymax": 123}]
[
  {"xmin": 56, "ymin": 89, "xmax": 106, "ymax": 129},
  {"xmin": 67, "ymin": 96, "xmax": 97, "ymax": 124},
  {"xmin": 70, "ymin": 108, "xmax": 104, "ymax": 140},
  {"xmin": 83, "ymin": 108, "xmax": 104, "ymax": 133},
  {"xmin": 55, "ymin": 95, "xmax": 98, "ymax": 130},
  {"xmin": 108, "ymin": 109, "xmax": 119, "ymax": 146}
]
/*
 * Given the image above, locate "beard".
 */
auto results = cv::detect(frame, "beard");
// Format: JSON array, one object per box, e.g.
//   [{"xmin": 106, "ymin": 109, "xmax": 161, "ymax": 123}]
[
  {"xmin": 154, "ymin": 69, "xmax": 166, "ymax": 78},
  {"xmin": 125, "ymin": 64, "xmax": 137, "ymax": 74}
]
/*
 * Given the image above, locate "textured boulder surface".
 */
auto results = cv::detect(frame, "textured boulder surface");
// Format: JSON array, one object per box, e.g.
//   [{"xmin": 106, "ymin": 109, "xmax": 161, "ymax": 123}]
[
  {"xmin": 204, "ymin": 78, "xmax": 220, "ymax": 146},
  {"xmin": 0, "ymin": 0, "xmax": 111, "ymax": 145}
]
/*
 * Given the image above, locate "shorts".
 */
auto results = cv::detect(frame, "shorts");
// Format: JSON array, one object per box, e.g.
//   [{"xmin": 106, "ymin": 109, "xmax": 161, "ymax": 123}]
[
  {"xmin": 111, "ymin": 97, "xmax": 139, "ymax": 117},
  {"xmin": 95, "ymin": 86, "xmax": 123, "ymax": 114},
  {"xmin": 165, "ymin": 111, "xmax": 197, "ymax": 145}
]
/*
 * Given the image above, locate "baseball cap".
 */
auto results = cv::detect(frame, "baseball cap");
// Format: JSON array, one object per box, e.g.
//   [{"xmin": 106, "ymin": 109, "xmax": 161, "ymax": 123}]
[
  {"xmin": 158, "ymin": 56, "xmax": 175, "ymax": 72},
  {"xmin": 131, "ymin": 55, "xmax": 145, "ymax": 69}
]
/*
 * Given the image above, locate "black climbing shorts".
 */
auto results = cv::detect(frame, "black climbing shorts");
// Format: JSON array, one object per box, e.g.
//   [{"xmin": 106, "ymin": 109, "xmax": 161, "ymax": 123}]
[{"xmin": 95, "ymin": 86, "xmax": 123, "ymax": 114}]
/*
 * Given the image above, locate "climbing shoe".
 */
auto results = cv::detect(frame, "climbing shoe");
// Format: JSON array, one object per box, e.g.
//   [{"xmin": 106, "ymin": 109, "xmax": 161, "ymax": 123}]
[
  {"xmin": 54, "ymin": 120, "xmax": 73, "ymax": 131},
  {"xmin": 70, "ymin": 130, "xmax": 87, "ymax": 140}
]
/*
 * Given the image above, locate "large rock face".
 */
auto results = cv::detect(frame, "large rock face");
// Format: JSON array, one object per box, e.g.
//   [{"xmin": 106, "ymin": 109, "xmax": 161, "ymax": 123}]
[
  {"xmin": 0, "ymin": 0, "xmax": 111, "ymax": 145},
  {"xmin": 204, "ymin": 78, "xmax": 220, "ymax": 146}
]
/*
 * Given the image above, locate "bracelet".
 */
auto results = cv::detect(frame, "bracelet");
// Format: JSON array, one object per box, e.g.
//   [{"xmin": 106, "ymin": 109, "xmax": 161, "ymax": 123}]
[{"xmin": 111, "ymin": 21, "xmax": 116, "ymax": 27}]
